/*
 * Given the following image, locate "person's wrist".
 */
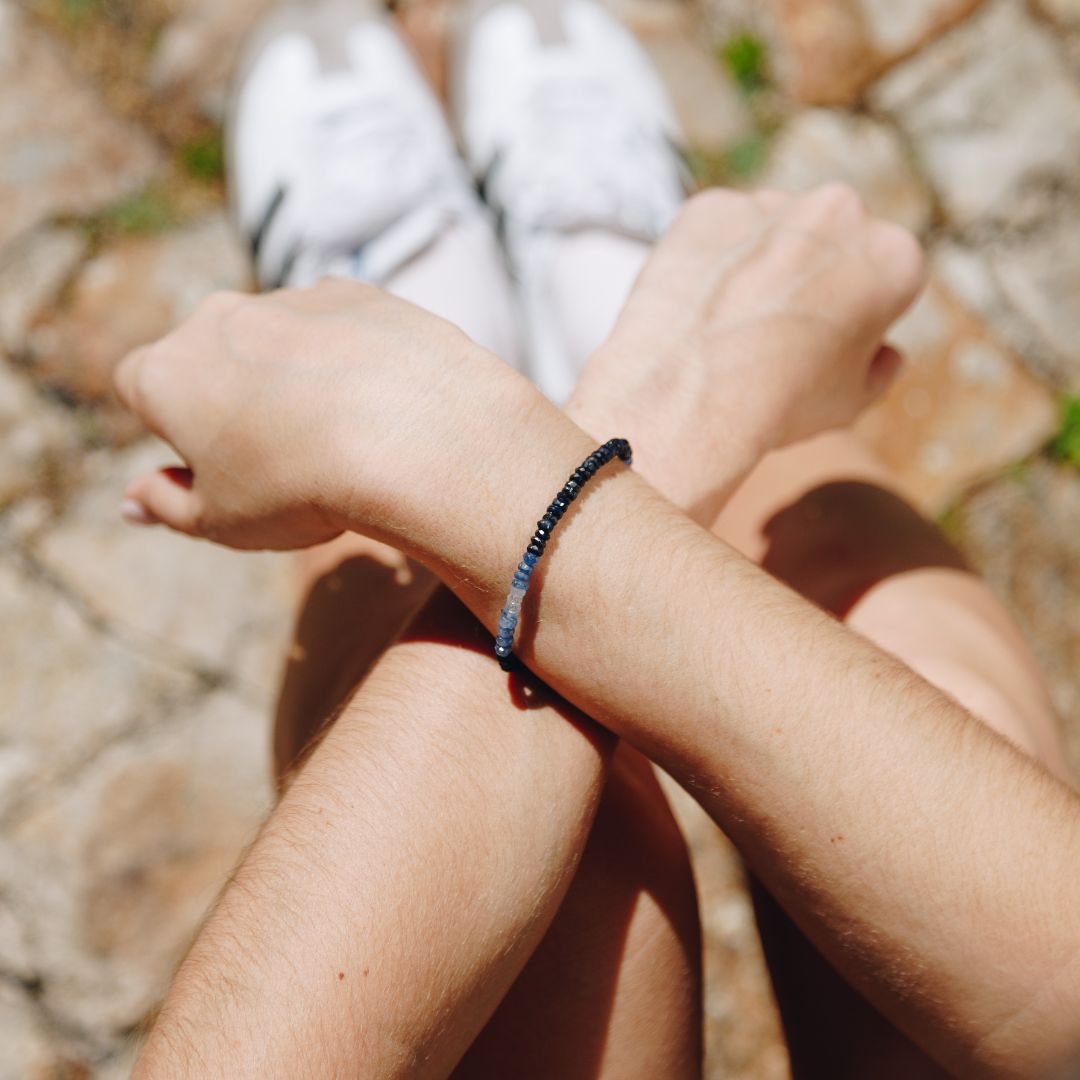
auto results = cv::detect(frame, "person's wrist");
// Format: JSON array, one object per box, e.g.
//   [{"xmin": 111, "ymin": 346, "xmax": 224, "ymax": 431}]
[
  {"xmin": 330, "ymin": 350, "xmax": 597, "ymax": 583},
  {"xmin": 566, "ymin": 342, "xmax": 770, "ymax": 526}
]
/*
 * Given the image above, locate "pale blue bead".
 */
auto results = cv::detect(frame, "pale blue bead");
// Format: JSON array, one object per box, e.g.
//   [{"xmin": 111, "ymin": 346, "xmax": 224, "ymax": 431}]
[
  {"xmin": 498, "ymin": 614, "xmax": 517, "ymax": 630},
  {"xmin": 510, "ymin": 582, "xmax": 527, "ymax": 597},
  {"xmin": 517, "ymin": 561, "xmax": 534, "ymax": 575}
]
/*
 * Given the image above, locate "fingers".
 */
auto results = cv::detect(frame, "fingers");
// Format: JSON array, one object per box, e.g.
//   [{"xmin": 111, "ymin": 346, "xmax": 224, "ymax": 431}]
[
  {"xmin": 121, "ymin": 466, "xmax": 203, "ymax": 536},
  {"xmin": 113, "ymin": 290, "xmax": 249, "ymax": 432},
  {"xmin": 867, "ymin": 220, "xmax": 929, "ymax": 320}
]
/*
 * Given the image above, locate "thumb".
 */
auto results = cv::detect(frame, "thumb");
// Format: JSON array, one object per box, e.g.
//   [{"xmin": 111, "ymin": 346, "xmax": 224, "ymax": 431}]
[
  {"xmin": 862, "ymin": 343, "xmax": 904, "ymax": 407},
  {"xmin": 121, "ymin": 466, "xmax": 203, "ymax": 536}
]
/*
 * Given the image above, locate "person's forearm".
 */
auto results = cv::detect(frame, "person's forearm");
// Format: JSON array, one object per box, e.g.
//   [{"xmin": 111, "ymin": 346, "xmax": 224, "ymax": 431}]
[
  {"xmin": 387, "ymin": 408, "xmax": 1080, "ymax": 1077},
  {"xmin": 135, "ymin": 591, "xmax": 612, "ymax": 1079}
]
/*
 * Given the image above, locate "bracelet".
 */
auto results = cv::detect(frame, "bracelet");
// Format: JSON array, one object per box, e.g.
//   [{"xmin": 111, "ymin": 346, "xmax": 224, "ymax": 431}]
[{"xmin": 495, "ymin": 437, "xmax": 633, "ymax": 670}]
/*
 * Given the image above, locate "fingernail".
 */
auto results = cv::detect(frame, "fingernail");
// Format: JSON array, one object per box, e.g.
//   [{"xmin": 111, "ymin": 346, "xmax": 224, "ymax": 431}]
[{"xmin": 120, "ymin": 498, "xmax": 155, "ymax": 525}]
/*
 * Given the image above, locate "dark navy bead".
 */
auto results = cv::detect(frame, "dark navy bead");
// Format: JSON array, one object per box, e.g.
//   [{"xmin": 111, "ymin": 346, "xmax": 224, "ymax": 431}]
[
  {"xmin": 527, "ymin": 541, "xmax": 544, "ymax": 556},
  {"xmin": 552, "ymin": 496, "xmax": 568, "ymax": 511},
  {"xmin": 583, "ymin": 459, "xmax": 598, "ymax": 475},
  {"xmin": 495, "ymin": 644, "xmax": 511, "ymax": 658},
  {"xmin": 546, "ymin": 503, "xmax": 564, "ymax": 520},
  {"xmin": 539, "ymin": 515, "xmax": 556, "ymax": 531},
  {"xmin": 534, "ymin": 525, "xmax": 550, "ymax": 540},
  {"xmin": 563, "ymin": 481, "xmax": 580, "ymax": 499}
]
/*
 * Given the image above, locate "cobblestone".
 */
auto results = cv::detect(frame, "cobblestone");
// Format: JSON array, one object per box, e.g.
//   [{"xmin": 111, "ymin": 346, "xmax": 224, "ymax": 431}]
[
  {"xmin": 0, "ymin": 0, "xmax": 159, "ymax": 255},
  {"xmin": 763, "ymin": 0, "xmax": 983, "ymax": 104},
  {"xmin": 0, "ymin": 361, "xmax": 76, "ymax": 508},
  {"xmin": 871, "ymin": 0, "xmax": 1080, "ymax": 227},
  {"xmin": 856, "ymin": 263, "xmax": 1058, "ymax": 510}
]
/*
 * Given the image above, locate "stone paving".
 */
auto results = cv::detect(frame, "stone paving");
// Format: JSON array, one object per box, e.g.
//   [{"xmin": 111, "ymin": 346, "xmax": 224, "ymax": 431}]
[{"xmin": 0, "ymin": 0, "xmax": 1078, "ymax": 1076}]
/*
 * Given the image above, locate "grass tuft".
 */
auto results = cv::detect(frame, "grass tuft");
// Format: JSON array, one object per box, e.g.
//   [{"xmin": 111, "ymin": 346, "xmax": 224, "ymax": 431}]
[
  {"xmin": 1049, "ymin": 394, "xmax": 1080, "ymax": 470},
  {"xmin": 59, "ymin": 0, "xmax": 104, "ymax": 26},
  {"xmin": 179, "ymin": 132, "xmax": 226, "ymax": 183},
  {"xmin": 724, "ymin": 132, "xmax": 771, "ymax": 179},
  {"xmin": 82, "ymin": 184, "xmax": 180, "ymax": 241},
  {"xmin": 721, "ymin": 32, "xmax": 771, "ymax": 95}
]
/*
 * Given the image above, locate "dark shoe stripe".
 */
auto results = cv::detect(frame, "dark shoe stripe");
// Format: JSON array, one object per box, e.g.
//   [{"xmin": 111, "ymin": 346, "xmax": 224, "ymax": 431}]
[{"xmin": 250, "ymin": 185, "xmax": 287, "ymax": 261}]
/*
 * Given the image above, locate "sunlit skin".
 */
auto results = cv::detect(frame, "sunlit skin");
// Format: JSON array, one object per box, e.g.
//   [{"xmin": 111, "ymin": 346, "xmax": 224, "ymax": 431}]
[{"xmin": 118, "ymin": 188, "xmax": 1079, "ymax": 1078}]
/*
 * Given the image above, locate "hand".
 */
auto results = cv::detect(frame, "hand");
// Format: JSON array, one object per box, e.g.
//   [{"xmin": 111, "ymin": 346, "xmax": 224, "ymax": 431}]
[
  {"xmin": 114, "ymin": 279, "xmax": 536, "ymax": 552},
  {"xmin": 567, "ymin": 184, "xmax": 927, "ymax": 522}
]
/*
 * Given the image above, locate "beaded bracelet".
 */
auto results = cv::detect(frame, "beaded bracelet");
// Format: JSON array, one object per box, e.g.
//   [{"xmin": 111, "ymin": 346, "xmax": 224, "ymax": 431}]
[{"xmin": 494, "ymin": 437, "xmax": 633, "ymax": 670}]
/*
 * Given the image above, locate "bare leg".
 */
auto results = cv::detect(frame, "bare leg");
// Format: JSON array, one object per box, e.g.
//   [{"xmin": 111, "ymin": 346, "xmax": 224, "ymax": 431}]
[
  {"xmin": 712, "ymin": 429, "xmax": 1068, "ymax": 1077},
  {"xmin": 273, "ymin": 535, "xmax": 435, "ymax": 783},
  {"xmin": 453, "ymin": 742, "xmax": 702, "ymax": 1079}
]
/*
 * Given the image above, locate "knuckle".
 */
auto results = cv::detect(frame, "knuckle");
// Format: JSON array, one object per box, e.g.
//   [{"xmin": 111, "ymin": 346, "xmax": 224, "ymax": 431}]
[
  {"xmin": 187, "ymin": 289, "xmax": 254, "ymax": 337},
  {"xmin": 752, "ymin": 188, "xmax": 790, "ymax": 208},
  {"xmin": 219, "ymin": 292, "xmax": 268, "ymax": 336},
  {"xmin": 197, "ymin": 289, "xmax": 248, "ymax": 316},
  {"xmin": 808, "ymin": 181, "xmax": 866, "ymax": 216},
  {"xmin": 875, "ymin": 222, "xmax": 928, "ymax": 290},
  {"xmin": 121, "ymin": 342, "xmax": 167, "ymax": 407},
  {"xmin": 682, "ymin": 186, "xmax": 744, "ymax": 221}
]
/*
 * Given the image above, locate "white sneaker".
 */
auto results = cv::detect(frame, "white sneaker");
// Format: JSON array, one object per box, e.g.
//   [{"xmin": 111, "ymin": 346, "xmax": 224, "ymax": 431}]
[
  {"xmin": 227, "ymin": 0, "xmax": 482, "ymax": 290},
  {"xmin": 451, "ymin": 0, "xmax": 689, "ymax": 399}
]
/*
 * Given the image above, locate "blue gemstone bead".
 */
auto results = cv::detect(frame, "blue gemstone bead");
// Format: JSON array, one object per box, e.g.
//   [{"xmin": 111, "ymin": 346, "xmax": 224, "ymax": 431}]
[
  {"xmin": 517, "ymin": 561, "xmax": 534, "ymax": 575},
  {"xmin": 523, "ymin": 552, "xmax": 539, "ymax": 566},
  {"xmin": 498, "ymin": 615, "xmax": 516, "ymax": 631},
  {"xmin": 495, "ymin": 644, "xmax": 511, "ymax": 658}
]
